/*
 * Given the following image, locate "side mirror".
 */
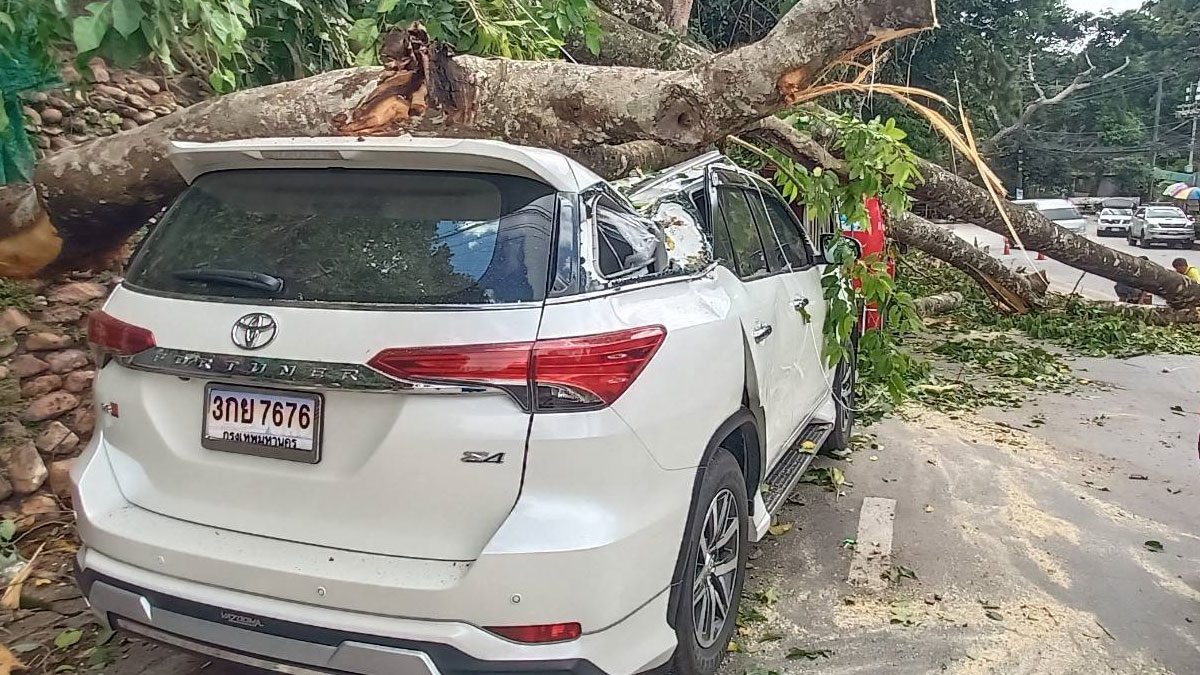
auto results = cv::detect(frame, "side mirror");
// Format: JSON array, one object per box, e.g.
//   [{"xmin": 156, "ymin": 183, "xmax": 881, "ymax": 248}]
[{"xmin": 818, "ymin": 233, "xmax": 863, "ymax": 264}]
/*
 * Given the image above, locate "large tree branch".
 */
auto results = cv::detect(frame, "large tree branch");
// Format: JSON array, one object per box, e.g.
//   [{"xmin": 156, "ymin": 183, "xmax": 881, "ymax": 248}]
[
  {"xmin": 0, "ymin": 0, "xmax": 937, "ymax": 275},
  {"xmin": 911, "ymin": 158, "xmax": 1200, "ymax": 308},
  {"xmin": 985, "ymin": 53, "xmax": 1130, "ymax": 153}
]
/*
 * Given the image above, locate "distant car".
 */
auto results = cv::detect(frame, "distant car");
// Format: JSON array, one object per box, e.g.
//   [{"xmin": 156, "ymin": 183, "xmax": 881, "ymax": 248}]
[
  {"xmin": 1013, "ymin": 198, "xmax": 1088, "ymax": 235},
  {"xmin": 1129, "ymin": 205, "xmax": 1193, "ymax": 249},
  {"xmin": 1097, "ymin": 207, "xmax": 1133, "ymax": 237}
]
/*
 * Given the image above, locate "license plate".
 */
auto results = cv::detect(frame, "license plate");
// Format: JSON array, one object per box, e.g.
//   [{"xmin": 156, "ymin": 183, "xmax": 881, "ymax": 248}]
[{"xmin": 202, "ymin": 384, "xmax": 323, "ymax": 463}]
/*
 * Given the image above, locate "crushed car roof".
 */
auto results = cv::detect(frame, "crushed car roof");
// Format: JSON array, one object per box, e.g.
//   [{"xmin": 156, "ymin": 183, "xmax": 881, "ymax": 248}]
[{"xmin": 168, "ymin": 137, "xmax": 607, "ymax": 193}]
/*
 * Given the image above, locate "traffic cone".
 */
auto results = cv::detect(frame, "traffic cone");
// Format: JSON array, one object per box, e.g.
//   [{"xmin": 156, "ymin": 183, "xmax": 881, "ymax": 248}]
[{"xmin": 1003, "ymin": 237, "xmax": 1011, "ymax": 255}]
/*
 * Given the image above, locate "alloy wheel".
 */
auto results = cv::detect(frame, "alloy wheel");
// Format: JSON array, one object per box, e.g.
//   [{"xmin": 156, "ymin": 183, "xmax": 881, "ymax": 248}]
[{"xmin": 692, "ymin": 488, "xmax": 740, "ymax": 648}]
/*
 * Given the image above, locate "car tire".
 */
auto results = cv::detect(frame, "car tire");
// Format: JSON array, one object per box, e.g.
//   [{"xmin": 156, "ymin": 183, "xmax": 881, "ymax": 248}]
[
  {"xmin": 822, "ymin": 330, "xmax": 859, "ymax": 452},
  {"xmin": 661, "ymin": 448, "xmax": 748, "ymax": 675},
  {"xmin": 1127, "ymin": 231, "xmax": 1135, "ymax": 246}
]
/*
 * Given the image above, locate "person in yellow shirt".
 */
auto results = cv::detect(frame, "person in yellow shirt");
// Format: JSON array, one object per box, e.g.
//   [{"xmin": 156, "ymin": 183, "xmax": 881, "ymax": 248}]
[{"xmin": 1172, "ymin": 258, "xmax": 1200, "ymax": 283}]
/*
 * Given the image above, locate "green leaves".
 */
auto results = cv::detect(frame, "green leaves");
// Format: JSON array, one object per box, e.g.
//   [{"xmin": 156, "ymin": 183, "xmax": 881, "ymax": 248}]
[
  {"xmin": 54, "ymin": 629, "xmax": 83, "ymax": 649},
  {"xmin": 111, "ymin": 0, "xmax": 144, "ymax": 37},
  {"xmin": 72, "ymin": 2, "xmax": 113, "ymax": 53}
]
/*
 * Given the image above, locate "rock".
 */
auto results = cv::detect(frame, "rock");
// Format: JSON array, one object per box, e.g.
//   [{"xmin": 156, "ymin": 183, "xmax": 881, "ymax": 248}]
[
  {"xmin": 20, "ymin": 493, "xmax": 58, "ymax": 517},
  {"xmin": 119, "ymin": 118, "xmax": 139, "ymax": 132},
  {"xmin": 36, "ymin": 135, "xmax": 51, "ymax": 150},
  {"xmin": 24, "ymin": 332, "xmax": 72, "ymax": 351},
  {"xmin": 22, "ymin": 391, "xmax": 80, "ymax": 422},
  {"xmin": 39, "ymin": 106, "xmax": 63, "ymax": 125},
  {"xmin": 45, "ymin": 95, "xmax": 74, "ymax": 112},
  {"xmin": 9, "ymin": 354, "xmax": 49, "ymax": 378},
  {"xmin": 63, "ymin": 406, "xmax": 95, "ymax": 438},
  {"xmin": 0, "ymin": 420, "xmax": 31, "ymax": 442},
  {"xmin": 149, "ymin": 92, "xmax": 176, "ymax": 107},
  {"xmin": 133, "ymin": 109, "xmax": 157, "ymax": 125},
  {"xmin": 88, "ymin": 57, "xmax": 110, "ymax": 83},
  {"xmin": 60, "ymin": 64, "xmax": 81, "ymax": 84},
  {"xmin": 0, "ymin": 366, "xmax": 8, "ymax": 379},
  {"xmin": 125, "ymin": 93, "xmax": 151, "ymax": 110},
  {"xmin": 47, "ymin": 281, "xmax": 106, "ymax": 304},
  {"xmin": 40, "ymin": 125, "xmax": 63, "ymax": 136},
  {"xmin": 22, "ymin": 106, "xmax": 41, "ymax": 126},
  {"xmin": 48, "ymin": 136, "xmax": 75, "ymax": 151},
  {"xmin": 35, "ymin": 421, "xmax": 72, "ymax": 453},
  {"xmin": 0, "ymin": 338, "xmax": 14, "ymax": 358},
  {"xmin": 148, "ymin": 105, "xmax": 176, "ymax": 117},
  {"xmin": 47, "ymin": 458, "xmax": 75, "ymax": 498},
  {"xmin": 20, "ymin": 374, "xmax": 61, "ymax": 399},
  {"xmin": 0, "ymin": 474, "xmax": 10, "ymax": 501},
  {"xmin": 89, "ymin": 95, "xmax": 118, "ymax": 112},
  {"xmin": 63, "ymin": 370, "xmax": 95, "ymax": 393},
  {"xmin": 41, "ymin": 306, "xmax": 83, "ymax": 324},
  {"xmin": 64, "ymin": 117, "xmax": 87, "ymax": 134},
  {"xmin": 136, "ymin": 77, "xmax": 161, "ymax": 94},
  {"xmin": 45, "ymin": 349, "xmax": 89, "ymax": 374},
  {"xmin": 8, "ymin": 440, "xmax": 47, "ymax": 493},
  {"xmin": 0, "ymin": 308, "xmax": 31, "ymax": 337},
  {"xmin": 93, "ymin": 84, "xmax": 128, "ymax": 101},
  {"xmin": 27, "ymin": 91, "xmax": 48, "ymax": 104},
  {"xmin": 116, "ymin": 104, "xmax": 139, "ymax": 119}
]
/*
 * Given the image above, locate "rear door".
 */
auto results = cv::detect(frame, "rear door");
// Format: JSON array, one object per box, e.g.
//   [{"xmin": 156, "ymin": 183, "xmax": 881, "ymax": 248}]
[
  {"xmin": 95, "ymin": 168, "xmax": 558, "ymax": 561},
  {"xmin": 705, "ymin": 167, "xmax": 806, "ymax": 459},
  {"xmin": 742, "ymin": 181, "xmax": 831, "ymax": 418}
]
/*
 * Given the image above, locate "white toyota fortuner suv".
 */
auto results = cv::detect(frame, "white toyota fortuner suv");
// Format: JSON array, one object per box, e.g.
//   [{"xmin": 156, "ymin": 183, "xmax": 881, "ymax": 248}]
[{"xmin": 72, "ymin": 137, "xmax": 858, "ymax": 675}]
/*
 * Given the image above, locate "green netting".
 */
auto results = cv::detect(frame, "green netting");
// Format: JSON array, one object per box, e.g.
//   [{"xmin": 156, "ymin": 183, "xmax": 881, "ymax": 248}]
[{"xmin": 0, "ymin": 23, "xmax": 61, "ymax": 185}]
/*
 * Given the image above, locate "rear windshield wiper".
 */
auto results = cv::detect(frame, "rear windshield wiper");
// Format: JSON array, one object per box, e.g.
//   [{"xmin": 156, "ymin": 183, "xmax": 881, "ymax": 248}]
[{"xmin": 172, "ymin": 268, "xmax": 284, "ymax": 293}]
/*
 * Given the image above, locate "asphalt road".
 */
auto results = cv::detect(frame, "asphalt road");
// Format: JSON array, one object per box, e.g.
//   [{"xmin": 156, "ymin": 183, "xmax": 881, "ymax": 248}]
[
  {"xmin": 722, "ymin": 353, "xmax": 1200, "ymax": 674},
  {"xmin": 944, "ymin": 216, "xmax": 1195, "ymax": 304}
]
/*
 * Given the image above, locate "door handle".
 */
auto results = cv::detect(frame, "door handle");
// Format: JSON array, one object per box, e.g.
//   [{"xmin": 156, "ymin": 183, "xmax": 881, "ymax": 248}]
[
  {"xmin": 791, "ymin": 297, "xmax": 810, "ymax": 312},
  {"xmin": 752, "ymin": 322, "xmax": 773, "ymax": 343}
]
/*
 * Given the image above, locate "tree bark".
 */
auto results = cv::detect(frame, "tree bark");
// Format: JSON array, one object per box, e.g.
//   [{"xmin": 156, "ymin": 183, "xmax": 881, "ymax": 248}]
[
  {"xmin": 0, "ymin": 0, "xmax": 936, "ymax": 276},
  {"xmin": 912, "ymin": 291, "xmax": 963, "ymax": 316},
  {"xmin": 910, "ymin": 159, "xmax": 1200, "ymax": 308},
  {"xmin": 888, "ymin": 210, "xmax": 1039, "ymax": 311}
]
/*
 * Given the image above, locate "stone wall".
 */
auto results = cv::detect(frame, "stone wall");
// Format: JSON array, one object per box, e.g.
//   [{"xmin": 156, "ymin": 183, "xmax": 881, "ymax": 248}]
[
  {"xmin": 0, "ymin": 272, "xmax": 117, "ymax": 530},
  {"xmin": 21, "ymin": 58, "xmax": 186, "ymax": 156}
]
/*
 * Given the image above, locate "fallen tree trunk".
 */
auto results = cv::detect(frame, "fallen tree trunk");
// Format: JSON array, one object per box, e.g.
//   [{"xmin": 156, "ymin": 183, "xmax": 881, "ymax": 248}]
[
  {"xmin": 0, "ymin": 0, "xmax": 937, "ymax": 275},
  {"xmin": 912, "ymin": 291, "xmax": 963, "ymax": 316},
  {"xmin": 585, "ymin": 11, "xmax": 1200, "ymax": 312},
  {"xmin": 888, "ymin": 210, "xmax": 1040, "ymax": 312},
  {"xmin": 911, "ymin": 159, "xmax": 1200, "ymax": 308}
]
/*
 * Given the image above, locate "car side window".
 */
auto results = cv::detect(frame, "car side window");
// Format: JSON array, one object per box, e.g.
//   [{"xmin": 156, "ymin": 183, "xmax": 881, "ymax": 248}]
[
  {"xmin": 744, "ymin": 186, "xmax": 814, "ymax": 269},
  {"xmin": 715, "ymin": 187, "xmax": 771, "ymax": 279},
  {"xmin": 590, "ymin": 194, "xmax": 663, "ymax": 279}
]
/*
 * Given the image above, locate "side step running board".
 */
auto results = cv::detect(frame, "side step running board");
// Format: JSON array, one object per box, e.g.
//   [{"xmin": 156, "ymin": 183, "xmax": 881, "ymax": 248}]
[{"xmin": 761, "ymin": 422, "xmax": 833, "ymax": 515}]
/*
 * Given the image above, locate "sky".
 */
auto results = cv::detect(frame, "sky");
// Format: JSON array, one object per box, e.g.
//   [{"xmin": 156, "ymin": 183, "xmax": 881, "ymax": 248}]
[{"xmin": 1066, "ymin": 0, "xmax": 1144, "ymax": 12}]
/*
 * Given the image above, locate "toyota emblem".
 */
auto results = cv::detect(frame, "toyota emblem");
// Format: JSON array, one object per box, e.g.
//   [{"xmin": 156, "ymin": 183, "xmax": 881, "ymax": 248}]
[{"xmin": 231, "ymin": 313, "xmax": 277, "ymax": 350}]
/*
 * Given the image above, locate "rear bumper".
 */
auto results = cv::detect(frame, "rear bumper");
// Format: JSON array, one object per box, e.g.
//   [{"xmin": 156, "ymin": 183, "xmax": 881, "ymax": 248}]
[
  {"xmin": 77, "ymin": 553, "xmax": 668, "ymax": 674},
  {"xmin": 72, "ymin": 406, "xmax": 692, "ymax": 674}
]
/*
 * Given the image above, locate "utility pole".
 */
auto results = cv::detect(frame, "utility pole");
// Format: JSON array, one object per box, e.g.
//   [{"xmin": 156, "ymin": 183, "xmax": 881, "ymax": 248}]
[
  {"xmin": 1149, "ymin": 73, "xmax": 1163, "ymax": 198},
  {"xmin": 1188, "ymin": 78, "xmax": 1200, "ymax": 182}
]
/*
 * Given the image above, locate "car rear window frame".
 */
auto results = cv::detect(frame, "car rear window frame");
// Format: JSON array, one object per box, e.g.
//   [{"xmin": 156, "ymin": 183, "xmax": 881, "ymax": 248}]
[{"xmin": 122, "ymin": 168, "xmax": 562, "ymax": 312}]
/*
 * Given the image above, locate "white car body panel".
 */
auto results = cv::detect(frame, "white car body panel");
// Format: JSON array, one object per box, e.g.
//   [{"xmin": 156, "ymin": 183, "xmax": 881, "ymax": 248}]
[
  {"xmin": 97, "ymin": 288, "xmax": 538, "ymax": 561},
  {"xmin": 169, "ymin": 137, "xmax": 606, "ymax": 193},
  {"xmin": 74, "ymin": 138, "xmax": 849, "ymax": 674}
]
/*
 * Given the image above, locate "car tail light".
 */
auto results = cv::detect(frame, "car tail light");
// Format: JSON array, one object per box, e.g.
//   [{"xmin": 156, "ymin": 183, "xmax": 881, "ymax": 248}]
[
  {"xmin": 87, "ymin": 310, "xmax": 156, "ymax": 362},
  {"xmin": 368, "ymin": 325, "xmax": 666, "ymax": 412},
  {"xmin": 485, "ymin": 622, "xmax": 581, "ymax": 644}
]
